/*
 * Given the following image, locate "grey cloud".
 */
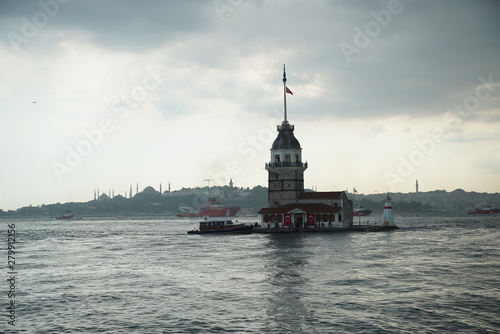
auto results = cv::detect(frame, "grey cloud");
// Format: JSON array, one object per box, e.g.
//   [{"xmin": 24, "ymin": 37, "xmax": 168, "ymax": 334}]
[
  {"xmin": 1, "ymin": 0, "xmax": 498, "ymax": 120},
  {"xmin": 1, "ymin": 0, "xmax": 215, "ymax": 51}
]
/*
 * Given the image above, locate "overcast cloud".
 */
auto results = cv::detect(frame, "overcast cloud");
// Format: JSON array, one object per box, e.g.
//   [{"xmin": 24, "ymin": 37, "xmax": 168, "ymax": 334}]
[{"xmin": 1, "ymin": 0, "xmax": 499, "ymax": 210}]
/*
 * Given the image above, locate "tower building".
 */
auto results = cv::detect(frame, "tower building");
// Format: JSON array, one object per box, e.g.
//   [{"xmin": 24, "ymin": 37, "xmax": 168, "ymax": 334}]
[
  {"xmin": 266, "ymin": 120, "xmax": 308, "ymax": 206},
  {"xmin": 266, "ymin": 66, "xmax": 307, "ymax": 206},
  {"xmin": 258, "ymin": 66, "xmax": 353, "ymax": 229}
]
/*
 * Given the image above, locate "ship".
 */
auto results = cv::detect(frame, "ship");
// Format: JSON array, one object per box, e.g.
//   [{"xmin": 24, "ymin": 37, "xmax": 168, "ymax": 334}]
[
  {"xmin": 353, "ymin": 205, "xmax": 372, "ymax": 216},
  {"xmin": 56, "ymin": 207, "xmax": 76, "ymax": 220},
  {"xmin": 177, "ymin": 197, "xmax": 240, "ymax": 217},
  {"xmin": 468, "ymin": 204, "xmax": 500, "ymax": 214}
]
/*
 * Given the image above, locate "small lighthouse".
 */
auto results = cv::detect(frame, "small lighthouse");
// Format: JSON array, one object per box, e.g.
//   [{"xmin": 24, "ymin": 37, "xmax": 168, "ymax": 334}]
[{"xmin": 381, "ymin": 194, "xmax": 395, "ymax": 227}]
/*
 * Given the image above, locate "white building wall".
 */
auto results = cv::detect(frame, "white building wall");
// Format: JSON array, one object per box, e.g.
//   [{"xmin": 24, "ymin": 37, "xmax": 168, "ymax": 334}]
[{"xmin": 270, "ymin": 148, "xmax": 302, "ymax": 162}]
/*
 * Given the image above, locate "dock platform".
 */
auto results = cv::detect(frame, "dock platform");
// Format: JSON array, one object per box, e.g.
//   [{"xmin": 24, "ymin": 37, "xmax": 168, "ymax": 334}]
[{"xmin": 252, "ymin": 225, "xmax": 399, "ymax": 234}]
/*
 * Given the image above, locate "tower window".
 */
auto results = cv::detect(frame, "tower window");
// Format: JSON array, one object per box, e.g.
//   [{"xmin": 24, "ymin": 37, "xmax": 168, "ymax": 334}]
[
  {"xmin": 295, "ymin": 154, "xmax": 300, "ymax": 162},
  {"xmin": 285, "ymin": 154, "xmax": 291, "ymax": 162},
  {"xmin": 275, "ymin": 155, "xmax": 280, "ymax": 162}
]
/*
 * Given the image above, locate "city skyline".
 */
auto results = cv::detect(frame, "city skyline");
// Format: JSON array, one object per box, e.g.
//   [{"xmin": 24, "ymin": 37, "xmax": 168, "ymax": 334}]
[{"xmin": 1, "ymin": 0, "xmax": 499, "ymax": 210}]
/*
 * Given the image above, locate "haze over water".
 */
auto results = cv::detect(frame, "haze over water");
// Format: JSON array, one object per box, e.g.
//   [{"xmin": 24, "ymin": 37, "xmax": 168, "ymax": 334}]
[{"xmin": 8, "ymin": 214, "xmax": 500, "ymax": 333}]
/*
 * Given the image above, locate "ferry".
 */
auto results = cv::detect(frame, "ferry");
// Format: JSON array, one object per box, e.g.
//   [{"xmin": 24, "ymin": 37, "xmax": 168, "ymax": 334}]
[
  {"xmin": 353, "ymin": 205, "xmax": 372, "ymax": 216},
  {"xmin": 177, "ymin": 197, "xmax": 240, "ymax": 217},
  {"xmin": 468, "ymin": 204, "xmax": 500, "ymax": 214},
  {"xmin": 187, "ymin": 217, "xmax": 253, "ymax": 234}
]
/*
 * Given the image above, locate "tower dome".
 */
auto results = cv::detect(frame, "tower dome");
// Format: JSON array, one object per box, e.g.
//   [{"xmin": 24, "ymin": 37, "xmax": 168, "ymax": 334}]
[{"xmin": 271, "ymin": 121, "xmax": 301, "ymax": 150}]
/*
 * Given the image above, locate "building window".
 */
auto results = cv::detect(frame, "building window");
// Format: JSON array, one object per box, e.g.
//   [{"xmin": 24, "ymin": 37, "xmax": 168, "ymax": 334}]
[
  {"xmin": 295, "ymin": 154, "xmax": 300, "ymax": 162},
  {"xmin": 285, "ymin": 154, "xmax": 291, "ymax": 162},
  {"xmin": 275, "ymin": 155, "xmax": 280, "ymax": 162}
]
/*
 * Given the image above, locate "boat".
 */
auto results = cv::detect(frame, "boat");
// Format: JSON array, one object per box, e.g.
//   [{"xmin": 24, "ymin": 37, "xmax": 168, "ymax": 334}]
[
  {"xmin": 187, "ymin": 217, "xmax": 254, "ymax": 234},
  {"xmin": 468, "ymin": 204, "xmax": 500, "ymax": 214},
  {"xmin": 177, "ymin": 197, "xmax": 240, "ymax": 217},
  {"xmin": 353, "ymin": 205, "xmax": 372, "ymax": 216},
  {"xmin": 56, "ymin": 208, "xmax": 76, "ymax": 220}
]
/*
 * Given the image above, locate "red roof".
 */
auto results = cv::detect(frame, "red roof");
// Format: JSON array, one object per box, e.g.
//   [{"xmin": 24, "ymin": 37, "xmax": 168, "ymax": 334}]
[
  {"xmin": 298, "ymin": 191, "xmax": 343, "ymax": 200},
  {"xmin": 258, "ymin": 203, "xmax": 342, "ymax": 214}
]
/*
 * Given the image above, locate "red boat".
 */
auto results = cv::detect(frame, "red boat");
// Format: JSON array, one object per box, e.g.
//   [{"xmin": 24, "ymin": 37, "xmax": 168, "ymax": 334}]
[
  {"xmin": 468, "ymin": 204, "xmax": 500, "ymax": 214},
  {"xmin": 177, "ymin": 197, "xmax": 240, "ymax": 217},
  {"xmin": 353, "ymin": 205, "xmax": 372, "ymax": 216},
  {"xmin": 56, "ymin": 208, "xmax": 76, "ymax": 220}
]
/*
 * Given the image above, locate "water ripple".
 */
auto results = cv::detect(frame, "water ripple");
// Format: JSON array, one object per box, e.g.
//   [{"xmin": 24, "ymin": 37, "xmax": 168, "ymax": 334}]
[{"xmin": 8, "ymin": 215, "xmax": 500, "ymax": 333}]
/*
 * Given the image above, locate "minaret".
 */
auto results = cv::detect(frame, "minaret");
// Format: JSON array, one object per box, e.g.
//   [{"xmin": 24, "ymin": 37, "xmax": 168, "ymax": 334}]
[
  {"xmin": 381, "ymin": 194, "xmax": 395, "ymax": 226},
  {"xmin": 416, "ymin": 179, "xmax": 419, "ymax": 193},
  {"xmin": 265, "ymin": 65, "xmax": 307, "ymax": 207}
]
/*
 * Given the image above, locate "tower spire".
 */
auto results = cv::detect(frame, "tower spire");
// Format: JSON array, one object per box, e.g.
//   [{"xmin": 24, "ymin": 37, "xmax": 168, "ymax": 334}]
[{"xmin": 283, "ymin": 64, "xmax": 287, "ymax": 122}]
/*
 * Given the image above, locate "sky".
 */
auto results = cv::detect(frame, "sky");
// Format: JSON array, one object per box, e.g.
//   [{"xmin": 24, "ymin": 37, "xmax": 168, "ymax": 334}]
[{"xmin": 1, "ymin": 0, "xmax": 499, "ymax": 210}]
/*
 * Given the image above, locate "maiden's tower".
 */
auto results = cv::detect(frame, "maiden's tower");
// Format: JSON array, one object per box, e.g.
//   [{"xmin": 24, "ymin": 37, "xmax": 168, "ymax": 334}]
[{"xmin": 257, "ymin": 66, "xmax": 354, "ymax": 230}]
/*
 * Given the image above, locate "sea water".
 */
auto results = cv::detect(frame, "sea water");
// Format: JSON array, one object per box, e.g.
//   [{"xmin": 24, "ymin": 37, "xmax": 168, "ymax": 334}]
[{"xmin": 4, "ymin": 214, "xmax": 500, "ymax": 333}]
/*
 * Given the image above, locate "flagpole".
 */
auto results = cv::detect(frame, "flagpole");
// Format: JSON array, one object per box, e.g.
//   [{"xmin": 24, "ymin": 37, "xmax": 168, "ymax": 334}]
[{"xmin": 283, "ymin": 64, "xmax": 287, "ymax": 122}]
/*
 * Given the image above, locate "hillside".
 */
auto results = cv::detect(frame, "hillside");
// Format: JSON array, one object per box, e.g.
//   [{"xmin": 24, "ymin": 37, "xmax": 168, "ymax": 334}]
[
  {"xmin": 349, "ymin": 189, "xmax": 500, "ymax": 213},
  {"xmin": 0, "ymin": 185, "xmax": 267, "ymax": 218},
  {"xmin": 2, "ymin": 186, "xmax": 499, "ymax": 218}
]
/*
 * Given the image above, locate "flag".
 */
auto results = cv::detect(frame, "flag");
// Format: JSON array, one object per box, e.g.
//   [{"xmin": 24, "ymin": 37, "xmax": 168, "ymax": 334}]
[
  {"xmin": 307, "ymin": 213, "xmax": 315, "ymax": 226},
  {"xmin": 353, "ymin": 187, "xmax": 358, "ymax": 193},
  {"xmin": 286, "ymin": 86, "xmax": 293, "ymax": 95},
  {"xmin": 284, "ymin": 214, "xmax": 292, "ymax": 226}
]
